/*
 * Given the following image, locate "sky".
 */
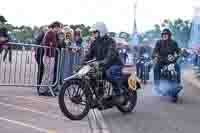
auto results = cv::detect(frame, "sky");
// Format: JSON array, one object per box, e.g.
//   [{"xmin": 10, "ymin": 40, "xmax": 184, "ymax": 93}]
[{"xmin": 0, "ymin": 0, "xmax": 196, "ymax": 33}]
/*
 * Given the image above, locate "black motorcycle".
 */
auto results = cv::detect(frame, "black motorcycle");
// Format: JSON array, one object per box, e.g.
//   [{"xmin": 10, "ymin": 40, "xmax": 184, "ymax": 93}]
[
  {"xmin": 154, "ymin": 55, "xmax": 183, "ymax": 101},
  {"xmin": 58, "ymin": 59, "xmax": 141, "ymax": 120},
  {"xmin": 136, "ymin": 53, "xmax": 152, "ymax": 84}
]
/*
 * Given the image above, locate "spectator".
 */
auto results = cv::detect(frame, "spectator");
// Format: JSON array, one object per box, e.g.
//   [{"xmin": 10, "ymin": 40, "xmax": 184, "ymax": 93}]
[
  {"xmin": 56, "ymin": 24, "xmax": 67, "ymax": 84},
  {"xmin": 62, "ymin": 27, "xmax": 74, "ymax": 79},
  {"xmin": 35, "ymin": 26, "xmax": 47, "ymax": 87},
  {"xmin": 39, "ymin": 23, "xmax": 58, "ymax": 96},
  {"xmin": 0, "ymin": 27, "xmax": 12, "ymax": 63},
  {"xmin": 119, "ymin": 48, "xmax": 128, "ymax": 64},
  {"xmin": 73, "ymin": 28, "xmax": 83, "ymax": 64}
]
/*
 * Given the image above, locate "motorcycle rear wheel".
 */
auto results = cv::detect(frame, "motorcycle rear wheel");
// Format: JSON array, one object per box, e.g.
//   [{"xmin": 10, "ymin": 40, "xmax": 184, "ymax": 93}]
[{"xmin": 117, "ymin": 90, "xmax": 137, "ymax": 113}]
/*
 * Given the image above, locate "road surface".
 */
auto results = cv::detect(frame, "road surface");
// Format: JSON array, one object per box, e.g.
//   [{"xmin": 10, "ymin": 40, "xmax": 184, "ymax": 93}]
[
  {"xmin": 0, "ymin": 49, "xmax": 200, "ymax": 133},
  {"xmin": 101, "ymin": 68, "xmax": 200, "ymax": 133}
]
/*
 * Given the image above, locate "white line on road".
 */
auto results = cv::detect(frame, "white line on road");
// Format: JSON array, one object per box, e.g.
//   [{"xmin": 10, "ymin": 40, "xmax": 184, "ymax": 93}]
[
  {"xmin": 15, "ymin": 96, "xmax": 58, "ymax": 106},
  {"xmin": 93, "ymin": 109, "xmax": 110, "ymax": 133},
  {"xmin": 0, "ymin": 116, "xmax": 49, "ymax": 133},
  {"xmin": 88, "ymin": 109, "xmax": 110, "ymax": 133},
  {"xmin": 0, "ymin": 102, "xmax": 64, "ymax": 120}
]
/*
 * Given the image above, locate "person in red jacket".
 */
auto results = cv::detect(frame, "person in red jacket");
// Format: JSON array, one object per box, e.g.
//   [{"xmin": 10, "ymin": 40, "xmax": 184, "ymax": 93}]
[
  {"xmin": 43, "ymin": 24, "xmax": 57, "ymax": 57},
  {"xmin": 39, "ymin": 22, "xmax": 62, "ymax": 96}
]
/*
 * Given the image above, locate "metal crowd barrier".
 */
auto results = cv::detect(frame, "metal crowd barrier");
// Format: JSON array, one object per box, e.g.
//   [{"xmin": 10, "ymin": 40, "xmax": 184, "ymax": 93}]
[{"xmin": 0, "ymin": 42, "xmax": 61, "ymax": 96}]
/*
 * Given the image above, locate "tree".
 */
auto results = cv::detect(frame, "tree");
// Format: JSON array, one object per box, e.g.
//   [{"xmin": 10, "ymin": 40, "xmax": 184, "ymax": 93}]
[
  {"xmin": 69, "ymin": 24, "xmax": 90, "ymax": 37},
  {"xmin": 140, "ymin": 24, "xmax": 161, "ymax": 44},
  {"xmin": 0, "ymin": 15, "xmax": 7, "ymax": 24},
  {"xmin": 140, "ymin": 18, "xmax": 191, "ymax": 48},
  {"xmin": 161, "ymin": 18, "xmax": 191, "ymax": 48}
]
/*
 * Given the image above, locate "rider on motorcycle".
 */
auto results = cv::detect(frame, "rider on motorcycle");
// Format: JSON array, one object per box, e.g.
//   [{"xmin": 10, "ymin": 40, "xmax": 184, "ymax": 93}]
[
  {"xmin": 83, "ymin": 22, "xmax": 124, "ymax": 101},
  {"xmin": 152, "ymin": 28, "xmax": 181, "ymax": 91}
]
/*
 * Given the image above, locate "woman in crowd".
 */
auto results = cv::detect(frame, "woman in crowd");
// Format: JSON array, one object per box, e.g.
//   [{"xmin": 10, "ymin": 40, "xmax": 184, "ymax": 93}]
[{"xmin": 61, "ymin": 26, "xmax": 74, "ymax": 79}]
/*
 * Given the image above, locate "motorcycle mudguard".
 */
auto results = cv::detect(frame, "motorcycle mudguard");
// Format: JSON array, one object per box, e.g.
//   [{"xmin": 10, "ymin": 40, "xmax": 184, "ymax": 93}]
[{"xmin": 128, "ymin": 73, "xmax": 141, "ymax": 91}]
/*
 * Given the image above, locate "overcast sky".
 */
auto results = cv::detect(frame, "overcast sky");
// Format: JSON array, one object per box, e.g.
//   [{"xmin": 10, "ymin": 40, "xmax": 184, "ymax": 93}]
[{"xmin": 0, "ymin": 0, "xmax": 195, "ymax": 33}]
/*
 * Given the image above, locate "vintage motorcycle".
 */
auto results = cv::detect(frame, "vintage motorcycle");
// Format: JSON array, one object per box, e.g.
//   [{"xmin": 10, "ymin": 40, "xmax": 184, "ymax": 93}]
[
  {"xmin": 154, "ymin": 54, "xmax": 183, "ymax": 101},
  {"xmin": 58, "ymin": 59, "xmax": 141, "ymax": 120}
]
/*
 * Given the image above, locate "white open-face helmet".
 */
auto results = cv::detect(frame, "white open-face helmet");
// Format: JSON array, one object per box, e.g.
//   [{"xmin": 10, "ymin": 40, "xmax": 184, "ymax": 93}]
[
  {"xmin": 64, "ymin": 26, "xmax": 73, "ymax": 33},
  {"xmin": 90, "ymin": 22, "xmax": 108, "ymax": 37}
]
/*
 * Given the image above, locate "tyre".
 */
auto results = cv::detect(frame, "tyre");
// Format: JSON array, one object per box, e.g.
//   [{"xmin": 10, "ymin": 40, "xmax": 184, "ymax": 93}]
[
  {"xmin": 117, "ymin": 90, "xmax": 137, "ymax": 113},
  {"xmin": 58, "ymin": 79, "xmax": 90, "ymax": 120}
]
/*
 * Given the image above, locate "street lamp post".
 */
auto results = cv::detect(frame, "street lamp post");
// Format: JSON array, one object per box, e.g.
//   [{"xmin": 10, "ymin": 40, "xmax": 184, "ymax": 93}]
[{"xmin": 131, "ymin": 0, "xmax": 139, "ymax": 64}]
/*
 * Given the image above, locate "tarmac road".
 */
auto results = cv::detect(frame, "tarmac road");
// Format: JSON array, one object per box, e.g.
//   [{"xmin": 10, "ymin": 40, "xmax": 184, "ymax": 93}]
[
  {"xmin": 101, "ymin": 69, "xmax": 200, "ymax": 133},
  {"xmin": 1, "ymin": 49, "xmax": 200, "ymax": 133}
]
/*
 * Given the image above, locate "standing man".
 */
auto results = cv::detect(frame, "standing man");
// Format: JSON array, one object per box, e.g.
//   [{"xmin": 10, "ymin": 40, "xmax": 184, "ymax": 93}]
[
  {"xmin": 38, "ymin": 23, "xmax": 58, "ymax": 96},
  {"xmin": 35, "ymin": 26, "xmax": 47, "ymax": 87}
]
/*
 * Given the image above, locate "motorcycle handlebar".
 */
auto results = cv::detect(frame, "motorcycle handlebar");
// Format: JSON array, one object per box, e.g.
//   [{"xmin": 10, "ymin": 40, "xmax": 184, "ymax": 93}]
[{"xmin": 82, "ymin": 59, "xmax": 97, "ymax": 65}]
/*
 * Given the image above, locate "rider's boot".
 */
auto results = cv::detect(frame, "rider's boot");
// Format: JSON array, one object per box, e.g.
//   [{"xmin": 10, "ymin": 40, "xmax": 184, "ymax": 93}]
[
  {"xmin": 97, "ymin": 82, "xmax": 105, "ymax": 109},
  {"xmin": 113, "ymin": 82, "xmax": 125, "ymax": 105}
]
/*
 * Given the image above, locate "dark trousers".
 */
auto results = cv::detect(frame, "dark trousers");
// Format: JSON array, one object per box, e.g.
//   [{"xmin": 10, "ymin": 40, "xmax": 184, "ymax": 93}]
[
  {"xmin": 136, "ymin": 62, "xmax": 143, "ymax": 78},
  {"xmin": 53, "ymin": 51, "xmax": 59, "ymax": 85},
  {"xmin": 3, "ymin": 48, "xmax": 12, "ymax": 62},
  {"xmin": 106, "ymin": 65, "xmax": 123, "ymax": 95},
  {"xmin": 35, "ymin": 48, "xmax": 44, "ymax": 85}
]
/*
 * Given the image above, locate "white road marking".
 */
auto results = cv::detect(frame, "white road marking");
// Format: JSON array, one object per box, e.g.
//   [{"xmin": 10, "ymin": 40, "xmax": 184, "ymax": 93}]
[
  {"xmin": 88, "ymin": 110, "xmax": 98, "ymax": 133},
  {"xmin": 0, "ymin": 102, "xmax": 63, "ymax": 120},
  {"xmin": 0, "ymin": 116, "xmax": 49, "ymax": 133},
  {"xmin": 15, "ymin": 96, "xmax": 58, "ymax": 106},
  {"xmin": 93, "ymin": 109, "xmax": 110, "ymax": 133},
  {"xmin": 88, "ymin": 109, "xmax": 110, "ymax": 133},
  {"xmin": 15, "ymin": 96, "xmax": 76, "ymax": 106}
]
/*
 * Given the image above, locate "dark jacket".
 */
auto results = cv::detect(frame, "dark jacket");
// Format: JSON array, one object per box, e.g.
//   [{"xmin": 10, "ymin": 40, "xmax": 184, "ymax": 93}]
[
  {"xmin": 139, "ymin": 46, "xmax": 147, "ymax": 56},
  {"xmin": 152, "ymin": 39, "xmax": 180, "ymax": 64},
  {"xmin": 35, "ymin": 31, "xmax": 45, "ymax": 45},
  {"xmin": 84, "ymin": 35, "xmax": 123, "ymax": 69},
  {"xmin": 75, "ymin": 38, "xmax": 83, "ymax": 47},
  {"xmin": 57, "ymin": 32, "xmax": 66, "ymax": 49},
  {"xmin": 35, "ymin": 31, "xmax": 45, "ymax": 61},
  {"xmin": 0, "ymin": 28, "xmax": 9, "ymax": 47}
]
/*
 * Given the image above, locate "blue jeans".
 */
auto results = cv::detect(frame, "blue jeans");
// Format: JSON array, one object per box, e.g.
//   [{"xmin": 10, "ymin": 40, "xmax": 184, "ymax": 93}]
[
  {"xmin": 154, "ymin": 63, "xmax": 181, "ymax": 87},
  {"xmin": 136, "ymin": 62, "xmax": 144, "ymax": 78},
  {"xmin": 106, "ymin": 65, "xmax": 123, "ymax": 95}
]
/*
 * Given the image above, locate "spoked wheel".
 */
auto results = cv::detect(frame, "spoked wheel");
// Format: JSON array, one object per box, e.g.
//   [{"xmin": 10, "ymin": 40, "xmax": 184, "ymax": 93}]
[
  {"xmin": 117, "ymin": 90, "xmax": 137, "ymax": 113},
  {"xmin": 58, "ymin": 79, "xmax": 90, "ymax": 120}
]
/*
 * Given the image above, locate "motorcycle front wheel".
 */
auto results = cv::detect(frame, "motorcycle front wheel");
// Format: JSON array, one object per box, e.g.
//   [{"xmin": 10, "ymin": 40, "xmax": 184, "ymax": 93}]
[
  {"xmin": 58, "ymin": 79, "xmax": 90, "ymax": 120},
  {"xmin": 117, "ymin": 90, "xmax": 137, "ymax": 113}
]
